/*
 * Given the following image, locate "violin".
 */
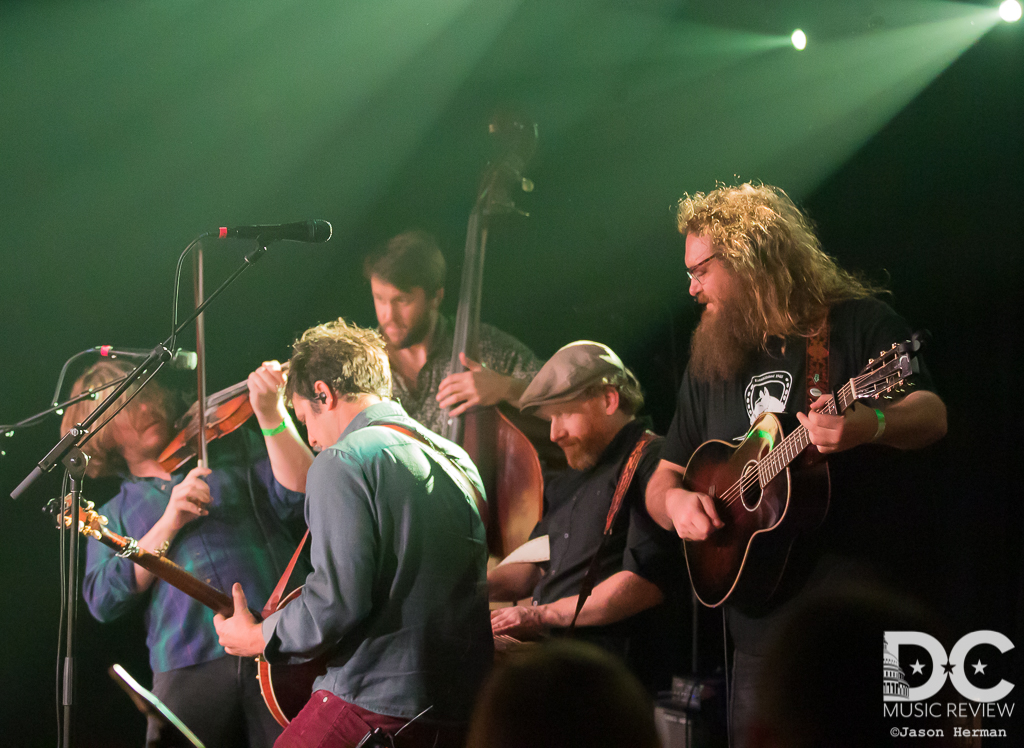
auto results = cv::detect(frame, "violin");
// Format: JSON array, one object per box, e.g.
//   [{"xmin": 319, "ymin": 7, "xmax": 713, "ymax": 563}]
[
  {"xmin": 158, "ymin": 361, "xmax": 291, "ymax": 473},
  {"xmin": 158, "ymin": 378, "xmax": 255, "ymax": 473}
]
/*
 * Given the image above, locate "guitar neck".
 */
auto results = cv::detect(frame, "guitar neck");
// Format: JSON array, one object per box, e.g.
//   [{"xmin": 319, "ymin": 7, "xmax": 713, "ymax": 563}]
[
  {"xmin": 89, "ymin": 522, "xmax": 234, "ymax": 616},
  {"xmin": 759, "ymin": 378, "xmax": 857, "ymax": 484},
  {"xmin": 129, "ymin": 547, "xmax": 235, "ymax": 616}
]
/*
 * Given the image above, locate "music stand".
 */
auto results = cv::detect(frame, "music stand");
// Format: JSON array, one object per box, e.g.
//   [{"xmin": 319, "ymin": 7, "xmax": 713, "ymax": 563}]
[{"xmin": 108, "ymin": 664, "xmax": 205, "ymax": 748}]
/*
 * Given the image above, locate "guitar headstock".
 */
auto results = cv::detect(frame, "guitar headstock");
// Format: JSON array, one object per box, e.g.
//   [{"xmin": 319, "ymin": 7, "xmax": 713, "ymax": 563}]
[
  {"xmin": 844, "ymin": 334, "xmax": 924, "ymax": 406},
  {"xmin": 52, "ymin": 493, "xmax": 110, "ymax": 541}
]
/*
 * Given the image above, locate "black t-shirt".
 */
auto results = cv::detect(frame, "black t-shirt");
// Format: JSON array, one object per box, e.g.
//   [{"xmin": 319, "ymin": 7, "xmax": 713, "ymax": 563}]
[{"xmin": 663, "ymin": 297, "xmax": 936, "ymax": 654}]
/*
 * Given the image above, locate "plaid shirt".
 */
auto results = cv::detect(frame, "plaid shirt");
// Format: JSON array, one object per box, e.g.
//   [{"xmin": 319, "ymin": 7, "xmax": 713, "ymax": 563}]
[
  {"xmin": 82, "ymin": 427, "xmax": 306, "ymax": 673},
  {"xmin": 391, "ymin": 315, "xmax": 543, "ymax": 435}
]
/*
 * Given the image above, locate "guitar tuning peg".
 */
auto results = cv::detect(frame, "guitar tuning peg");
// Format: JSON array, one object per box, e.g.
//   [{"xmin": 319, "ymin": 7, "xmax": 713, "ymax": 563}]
[
  {"xmin": 99, "ymin": 516, "xmax": 108, "ymax": 526},
  {"xmin": 84, "ymin": 500, "xmax": 94, "ymax": 510},
  {"xmin": 91, "ymin": 529, "xmax": 102, "ymax": 540}
]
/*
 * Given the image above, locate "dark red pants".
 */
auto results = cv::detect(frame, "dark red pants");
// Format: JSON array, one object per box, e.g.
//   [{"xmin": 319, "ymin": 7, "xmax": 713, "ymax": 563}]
[{"xmin": 275, "ymin": 690, "xmax": 466, "ymax": 748}]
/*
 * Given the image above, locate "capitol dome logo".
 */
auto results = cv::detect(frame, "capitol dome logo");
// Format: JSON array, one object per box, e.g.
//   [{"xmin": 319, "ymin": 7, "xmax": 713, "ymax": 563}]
[{"xmin": 883, "ymin": 637, "xmax": 910, "ymax": 700}]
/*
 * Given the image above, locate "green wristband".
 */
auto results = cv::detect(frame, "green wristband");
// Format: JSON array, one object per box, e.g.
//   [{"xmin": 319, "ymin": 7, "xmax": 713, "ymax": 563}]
[
  {"xmin": 872, "ymin": 408, "xmax": 886, "ymax": 442},
  {"xmin": 261, "ymin": 419, "xmax": 288, "ymax": 437}
]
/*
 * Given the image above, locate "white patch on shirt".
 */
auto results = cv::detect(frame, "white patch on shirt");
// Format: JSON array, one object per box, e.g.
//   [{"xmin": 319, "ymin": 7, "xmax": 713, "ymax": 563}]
[{"xmin": 744, "ymin": 370, "xmax": 794, "ymax": 426}]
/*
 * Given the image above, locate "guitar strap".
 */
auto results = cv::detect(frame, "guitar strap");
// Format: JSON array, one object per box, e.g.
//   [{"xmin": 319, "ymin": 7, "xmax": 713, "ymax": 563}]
[
  {"xmin": 261, "ymin": 422, "xmax": 484, "ymax": 621},
  {"xmin": 567, "ymin": 430, "xmax": 657, "ymax": 632},
  {"xmin": 805, "ymin": 321, "xmax": 831, "ymax": 411},
  {"xmin": 262, "ymin": 528, "xmax": 309, "ymax": 620}
]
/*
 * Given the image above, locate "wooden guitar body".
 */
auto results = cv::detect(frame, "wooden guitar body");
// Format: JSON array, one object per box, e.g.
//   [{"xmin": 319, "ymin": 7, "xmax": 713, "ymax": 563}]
[
  {"xmin": 683, "ymin": 412, "xmax": 830, "ymax": 608},
  {"xmin": 680, "ymin": 336, "xmax": 923, "ymax": 609},
  {"xmin": 257, "ymin": 586, "xmax": 329, "ymax": 727}
]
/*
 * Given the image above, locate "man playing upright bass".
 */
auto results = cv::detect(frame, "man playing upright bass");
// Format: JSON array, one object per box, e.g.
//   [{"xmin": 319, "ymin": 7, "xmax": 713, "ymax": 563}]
[{"xmin": 364, "ymin": 230, "xmax": 542, "ymax": 434}]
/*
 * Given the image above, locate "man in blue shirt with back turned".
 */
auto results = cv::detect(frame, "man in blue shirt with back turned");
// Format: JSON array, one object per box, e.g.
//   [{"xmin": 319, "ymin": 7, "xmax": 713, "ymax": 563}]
[{"xmin": 215, "ymin": 317, "xmax": 492, "ymax": 748}]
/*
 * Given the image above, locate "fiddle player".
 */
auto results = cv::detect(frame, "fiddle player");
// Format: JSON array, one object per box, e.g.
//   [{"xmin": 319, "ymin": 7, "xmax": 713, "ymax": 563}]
[
  {"xmin": 66, "ymin": 358, "xmax": 313, "ymax": 748},
  {"xmin": 214, "ymin": 318, "xmax": 492, "ymax": 748},
  {"xmin": 486, "ymin": 341, "xmax": 685, "ymax": 692},
  {"xmin": 644, "ymin": 182, "xmax": 947, "ymax": 747},
  {"xmin": 365, "ymin": 230, "xmax": 543, "ymax": 434}
]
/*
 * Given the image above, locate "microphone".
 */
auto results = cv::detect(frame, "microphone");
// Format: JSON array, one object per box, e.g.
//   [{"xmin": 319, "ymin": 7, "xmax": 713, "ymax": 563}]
[
  {"xmin": 96, "ymin": 346, "xmax": 198, "ymax": 371},
  {"xmin": 216, "ymin": 220, "xmax": 332, "ymax": 244}
]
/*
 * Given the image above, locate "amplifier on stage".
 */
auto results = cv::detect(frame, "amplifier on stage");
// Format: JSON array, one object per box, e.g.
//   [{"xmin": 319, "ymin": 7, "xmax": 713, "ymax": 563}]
[{"xmin": 654, "ymin": 674, "xmax": 727, "ymax": 748}]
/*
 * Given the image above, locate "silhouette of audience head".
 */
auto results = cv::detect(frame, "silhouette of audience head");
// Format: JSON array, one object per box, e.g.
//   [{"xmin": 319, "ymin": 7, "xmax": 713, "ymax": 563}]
[{"xmin": 467, "ymin": 640, "xmax": 660, "ymax": 748}]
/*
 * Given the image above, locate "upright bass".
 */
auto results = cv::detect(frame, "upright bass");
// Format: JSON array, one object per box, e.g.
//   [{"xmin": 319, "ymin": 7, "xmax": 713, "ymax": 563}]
[{"xmin": 441, "ymin": 115, "xmax": 545, "ymax": 558}]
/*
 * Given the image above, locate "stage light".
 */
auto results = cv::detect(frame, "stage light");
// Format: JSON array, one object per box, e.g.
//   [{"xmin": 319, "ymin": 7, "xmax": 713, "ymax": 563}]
[
  {"xmin": 791, "ymin": 29, "xmax": 807, "ymax": 50},
  {"xmin": 999, "ymin": 0, "xmax": 1022, "ymax": 22}
]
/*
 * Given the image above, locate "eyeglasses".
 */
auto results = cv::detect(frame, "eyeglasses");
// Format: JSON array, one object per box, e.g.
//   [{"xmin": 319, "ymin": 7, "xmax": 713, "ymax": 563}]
[{"xmin": 686, "ymin": 254, "xmax": 718, "ymax": 286}]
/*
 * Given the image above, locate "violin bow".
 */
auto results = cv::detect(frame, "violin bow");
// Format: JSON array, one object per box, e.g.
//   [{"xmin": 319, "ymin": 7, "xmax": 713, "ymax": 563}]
[{"xmin": 193, "ymin": 244, "xmax": 209, "ymax": 468}]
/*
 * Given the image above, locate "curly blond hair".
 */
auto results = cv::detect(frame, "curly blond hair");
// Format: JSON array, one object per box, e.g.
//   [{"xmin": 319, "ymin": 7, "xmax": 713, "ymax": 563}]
[
  {"xmin": 678, "ymin": 182, "xmax": 884, "ymax": 344},
  {"xmin": 284, "ymin": 317, "xmax": 392, "ymax": 406}
]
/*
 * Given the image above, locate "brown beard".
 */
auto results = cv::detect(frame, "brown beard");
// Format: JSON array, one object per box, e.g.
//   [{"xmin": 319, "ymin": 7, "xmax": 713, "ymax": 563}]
[
  {"xmin": 390, "ymin": 309, "xmax": 435, "ymax": 350},
  {"xmin": 561, "ymin": 442, "xmax": 601, "ymax": 472},
  {"xmin": 688, "ymin": 294, "xmax": 763, "ymax": 382}
]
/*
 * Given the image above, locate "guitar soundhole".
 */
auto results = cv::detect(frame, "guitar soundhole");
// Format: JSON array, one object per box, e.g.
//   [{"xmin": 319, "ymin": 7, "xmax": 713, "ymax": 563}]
[{"xmin": 739, "ymin": 461, "xmax": 762, "ymax": 511}]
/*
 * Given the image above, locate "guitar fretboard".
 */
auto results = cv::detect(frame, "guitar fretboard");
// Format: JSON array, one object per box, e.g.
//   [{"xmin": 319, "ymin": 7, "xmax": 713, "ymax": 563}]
[{"xmin": 756, "ymin": 379, "xmax": 856, "ymax": 486}]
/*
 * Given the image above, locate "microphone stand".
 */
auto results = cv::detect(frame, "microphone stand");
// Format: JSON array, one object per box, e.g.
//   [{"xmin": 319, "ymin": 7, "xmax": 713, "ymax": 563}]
[
  {"xmin": 60, "ymin": 447, "xmax": 88, "ymax": 748},
  {"xmin": 10, "ymin": 239, "xmax": 271, "ymax": 748},
  {"xmin": 0, "ymin": 376, "xmax": 132, "ymax": 435}
]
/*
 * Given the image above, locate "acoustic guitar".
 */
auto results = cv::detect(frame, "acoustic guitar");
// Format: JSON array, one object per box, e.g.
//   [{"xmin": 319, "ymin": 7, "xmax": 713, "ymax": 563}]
[
  {"xmin": 682, "ymin": 336, "xmax": 921, "ymax": 608},
  {"xmin": 63, "ymin": 499, "xmax": 324, "ymax": 726}
]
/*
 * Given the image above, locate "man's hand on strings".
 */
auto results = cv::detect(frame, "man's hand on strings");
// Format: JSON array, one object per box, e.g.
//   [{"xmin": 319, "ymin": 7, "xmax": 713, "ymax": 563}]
[
  {"xmin": 663, "ymin": 485, "xmax": 723, "ymax": 540},
  {"xmin": 436, "ymin": 353, "xmax": 520, "ymax": 417},
  {"xmin": 491, "ymin": 604, "xmax": 545, "ymax": 639}
]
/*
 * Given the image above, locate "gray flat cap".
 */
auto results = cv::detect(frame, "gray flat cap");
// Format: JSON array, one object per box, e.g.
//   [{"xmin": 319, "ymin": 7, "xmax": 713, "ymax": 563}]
[{"xmin": 520, "ymin": 341, "xmax": 629, "ymax": 415}]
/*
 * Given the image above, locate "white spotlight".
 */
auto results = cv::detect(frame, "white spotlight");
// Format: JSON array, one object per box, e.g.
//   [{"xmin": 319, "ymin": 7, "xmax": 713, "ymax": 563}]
[
  {"xmin": 999, "ymin": 0, "xmax": 1021, "ymax": 22},
  {"xmin": 791, "ymin": 29, "xmax": 807, "ymax": 50}
]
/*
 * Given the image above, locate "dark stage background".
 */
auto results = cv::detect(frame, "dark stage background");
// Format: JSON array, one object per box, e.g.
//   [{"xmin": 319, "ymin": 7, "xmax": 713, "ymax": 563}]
[{"xmin": 1, "ymin": 1, "xmax": 1021, "ymax": 745}]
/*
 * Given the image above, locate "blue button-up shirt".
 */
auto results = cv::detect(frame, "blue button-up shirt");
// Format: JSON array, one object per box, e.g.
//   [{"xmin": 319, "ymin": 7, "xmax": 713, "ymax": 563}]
[
  {"xmin": 82, "ymin": 428, "xmax": 306, "ymax": 673},
  {"xmin": 263, "ymin": 401, "xmax": 493, "ymax": 722}
]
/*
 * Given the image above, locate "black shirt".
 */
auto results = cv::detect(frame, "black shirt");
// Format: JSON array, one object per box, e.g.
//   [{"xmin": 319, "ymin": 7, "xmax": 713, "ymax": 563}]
[
  {"xmin": 532, "ymin": 419, "xmax": 677, "ymax": 603},
  {"xmin": 663, "ymin": 297, "xmax": 937, "ymax": 654},
  {"xmin": 530, "ymin": 419, "xmax": 688, "ymax": 689}
]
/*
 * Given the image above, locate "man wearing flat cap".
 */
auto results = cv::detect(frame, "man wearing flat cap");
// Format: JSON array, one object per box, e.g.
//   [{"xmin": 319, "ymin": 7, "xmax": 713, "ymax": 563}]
[{"xmin": 487, "ymin": 341, "xmax": 686, "ymax": 692}]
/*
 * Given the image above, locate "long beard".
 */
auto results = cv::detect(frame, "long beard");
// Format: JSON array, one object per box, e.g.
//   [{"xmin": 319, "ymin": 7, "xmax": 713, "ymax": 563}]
[{"xmin": 688, "ymin": 296, "xmax": 762, "ymax": 382}]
